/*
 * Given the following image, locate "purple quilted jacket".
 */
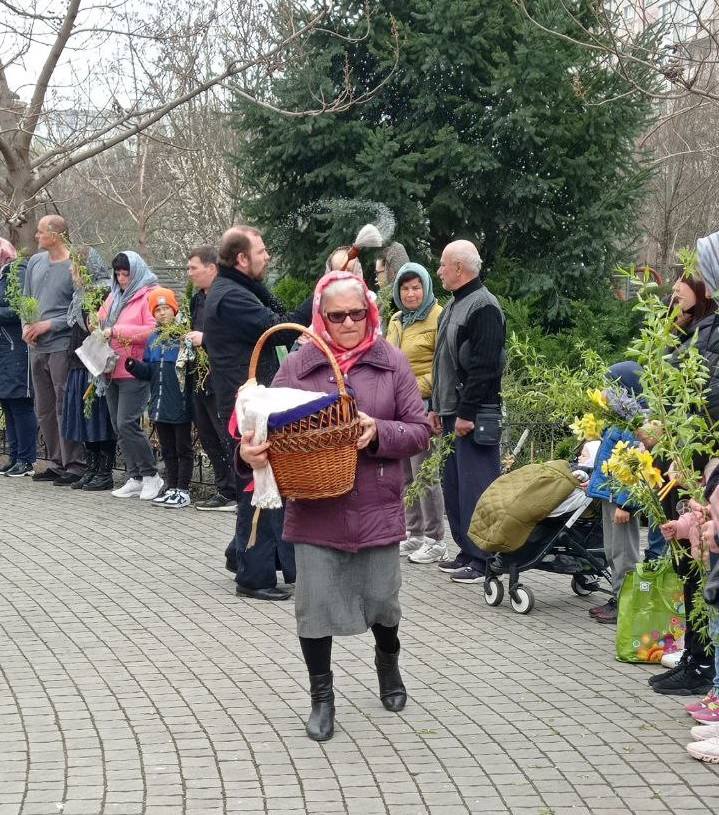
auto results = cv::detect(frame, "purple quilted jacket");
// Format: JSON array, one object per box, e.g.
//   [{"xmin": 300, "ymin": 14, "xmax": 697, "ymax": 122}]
[{"xmin": 272, "ymin": 338, "xmax": 431, "ymax": 552}]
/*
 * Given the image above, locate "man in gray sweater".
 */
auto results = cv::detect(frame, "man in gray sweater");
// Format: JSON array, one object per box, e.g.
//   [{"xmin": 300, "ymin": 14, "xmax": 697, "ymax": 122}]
[{"xmin": 22, "ymin": 215, "xmax": 84, "ymax": 483}]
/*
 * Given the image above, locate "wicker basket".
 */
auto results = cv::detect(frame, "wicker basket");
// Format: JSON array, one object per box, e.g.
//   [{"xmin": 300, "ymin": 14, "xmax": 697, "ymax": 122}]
[{"xmin": 248, "ymin": 323, "xmax": 362, "ymax": 500}]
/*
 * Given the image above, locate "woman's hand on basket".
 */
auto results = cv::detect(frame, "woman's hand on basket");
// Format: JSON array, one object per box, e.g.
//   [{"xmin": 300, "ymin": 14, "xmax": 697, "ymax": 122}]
[
  {"xmin": 240, "ymin": 431, "xmax": 271, "ymax": 469},
  {"xmin": 356, "ymin": 411, "xmax": 378, "ymax": 450}
]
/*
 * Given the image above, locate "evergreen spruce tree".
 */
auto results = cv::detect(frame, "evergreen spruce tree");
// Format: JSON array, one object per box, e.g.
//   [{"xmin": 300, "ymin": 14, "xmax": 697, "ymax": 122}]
[{"xmin": 233, "ymin": 1, "xmax": 656, "ymax": 320}]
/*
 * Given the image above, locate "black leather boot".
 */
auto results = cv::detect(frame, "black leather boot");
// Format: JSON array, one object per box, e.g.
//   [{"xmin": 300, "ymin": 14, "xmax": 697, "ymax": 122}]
[
  {"xmin": 306, "ymin": 672, "xmax": 334, "ymax": 741},
  {"xmin": 71, "ymin": 449, "xmax": 98, "ymax": 489},
  {"xmin": 375, "ymin": 644, "xmax": 407, "ymax": 712},
  {"xmin": 83, "ymin": 450, "xmax": 114, "ymax": 491}
]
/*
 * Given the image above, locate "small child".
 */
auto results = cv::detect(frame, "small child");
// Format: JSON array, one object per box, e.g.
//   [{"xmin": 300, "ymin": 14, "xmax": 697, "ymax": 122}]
[{"xmin": 126, "ymin": 287, "xmax": 193, "ymax": 508}]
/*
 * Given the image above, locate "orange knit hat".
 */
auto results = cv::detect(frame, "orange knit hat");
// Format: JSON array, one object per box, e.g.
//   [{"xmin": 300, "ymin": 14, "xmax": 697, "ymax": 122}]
[{"xmin": 148, "ymin": 287, "xmax": 179, "ymax": 315}]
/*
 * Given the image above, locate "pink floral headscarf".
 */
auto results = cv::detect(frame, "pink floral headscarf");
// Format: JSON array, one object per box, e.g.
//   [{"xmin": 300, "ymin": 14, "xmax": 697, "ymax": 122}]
[
  {"xmin": 310, "ymin": 271, "xmax": 381, "ymax": 374},
  {"xmin": 0, "ymin": 238, "xmax": 17, "ymax": 269}
]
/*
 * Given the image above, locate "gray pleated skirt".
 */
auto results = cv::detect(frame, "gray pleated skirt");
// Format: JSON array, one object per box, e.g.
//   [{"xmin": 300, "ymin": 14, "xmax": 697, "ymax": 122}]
[{"xmin": 293, "ymin": 542, "xmax": 402, "ymax": 638}]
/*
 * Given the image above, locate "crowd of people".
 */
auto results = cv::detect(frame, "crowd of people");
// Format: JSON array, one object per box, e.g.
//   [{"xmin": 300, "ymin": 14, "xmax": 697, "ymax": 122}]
[{"xmin": 3, "ymin": 216, "xmax": 719, "ymax": 757}]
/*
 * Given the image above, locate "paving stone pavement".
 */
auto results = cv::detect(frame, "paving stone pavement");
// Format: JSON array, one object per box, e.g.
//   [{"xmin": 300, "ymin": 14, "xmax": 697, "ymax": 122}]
[{"xmin": 1, "ymin": 475, "xmax": 718, "ymax": 815}]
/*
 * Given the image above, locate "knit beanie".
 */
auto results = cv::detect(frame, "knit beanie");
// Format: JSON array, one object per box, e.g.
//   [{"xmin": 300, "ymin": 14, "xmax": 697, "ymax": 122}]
[{"xmin": 148, "ymin": 287, "xmax": 179, "ymax": 315}]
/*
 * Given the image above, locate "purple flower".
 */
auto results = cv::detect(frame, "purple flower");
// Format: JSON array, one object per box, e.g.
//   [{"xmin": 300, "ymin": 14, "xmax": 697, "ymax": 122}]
[{"xmin": 604, "ymin": 387, "xmax": 648, "ymax": 424}]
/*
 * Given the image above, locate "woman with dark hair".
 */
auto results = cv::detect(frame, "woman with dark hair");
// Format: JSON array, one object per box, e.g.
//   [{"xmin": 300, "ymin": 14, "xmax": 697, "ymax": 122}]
[
  {"xmin": 240, "ymin": 271, "xmax": 430, "ymax": 742},
  {"xmin": 649, "ymin": 265, "xmax": 719, "ymax": 696},
  {"xmin": 97, "ymin": 251, "xmax": 163, "ymax": 500}
]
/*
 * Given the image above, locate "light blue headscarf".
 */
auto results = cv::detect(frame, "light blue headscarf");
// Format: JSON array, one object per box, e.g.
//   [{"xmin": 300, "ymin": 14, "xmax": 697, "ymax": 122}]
[
  {"xmin": 103, "ymin": 250, "xmax": 158, "ymax": 329},
  {"xmin": 392, "ymin": 262, "xmax": 437, "ymax": 328}
]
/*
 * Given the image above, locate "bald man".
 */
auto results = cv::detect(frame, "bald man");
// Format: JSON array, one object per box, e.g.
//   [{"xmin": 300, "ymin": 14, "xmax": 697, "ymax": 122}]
[
  {"xmin": 22, "ymin": 215, "xmax": 85, "ymax": 483},
  {"xmin": 429, "ymin": 240, "xmax": 505, "ymax": 584}
]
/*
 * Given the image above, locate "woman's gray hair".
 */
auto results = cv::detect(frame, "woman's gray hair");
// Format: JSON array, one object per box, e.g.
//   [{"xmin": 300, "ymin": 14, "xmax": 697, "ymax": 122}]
[{"xmin": 320, "ymin": 278, "xmax": 367, "ymax": 309}]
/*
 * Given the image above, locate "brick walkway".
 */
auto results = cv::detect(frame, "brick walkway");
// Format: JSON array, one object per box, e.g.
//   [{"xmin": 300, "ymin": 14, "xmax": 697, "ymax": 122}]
[{"xmin": 1, "ymin": 476, "xmax": 717, "ymax": 815}]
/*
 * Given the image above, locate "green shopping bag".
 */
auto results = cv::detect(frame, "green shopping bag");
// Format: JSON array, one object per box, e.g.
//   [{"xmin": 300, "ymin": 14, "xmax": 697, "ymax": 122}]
[{"xmin": 616, "ymin": 559, "xmax": 686, "ymax": 663}]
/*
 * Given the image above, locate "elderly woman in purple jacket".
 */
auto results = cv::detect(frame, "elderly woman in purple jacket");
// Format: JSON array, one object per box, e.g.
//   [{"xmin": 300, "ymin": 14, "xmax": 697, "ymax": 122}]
[{"xmin": 240, "ymin": 271, "xmax": 431, "ymax": 741}]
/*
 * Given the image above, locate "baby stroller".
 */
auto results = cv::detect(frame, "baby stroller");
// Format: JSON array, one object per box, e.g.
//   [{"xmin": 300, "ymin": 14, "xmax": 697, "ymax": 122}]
[{"xmin": 469, "ymin": 458, "xmax": 611, "ymax": 615}]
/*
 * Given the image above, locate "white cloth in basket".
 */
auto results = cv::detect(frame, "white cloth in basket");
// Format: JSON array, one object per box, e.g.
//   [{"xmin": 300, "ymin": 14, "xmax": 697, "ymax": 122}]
[{"xmin": 235, "ymin": 381, "xmax": 330, "ymax": 509}]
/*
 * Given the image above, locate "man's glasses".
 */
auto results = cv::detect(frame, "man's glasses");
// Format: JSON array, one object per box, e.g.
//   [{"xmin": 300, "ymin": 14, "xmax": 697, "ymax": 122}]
[{"xmin": 324, "ymin": 309, "xmax": 368, "ymax": 324}]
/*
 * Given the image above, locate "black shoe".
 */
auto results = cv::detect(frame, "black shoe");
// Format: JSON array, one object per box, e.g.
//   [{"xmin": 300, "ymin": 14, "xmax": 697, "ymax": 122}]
[
  {"xmin": 652, "ymin": 663, "xmax": 714, "ymax": 696},
  {"xmin": 195, "ymin": 493, "xmax": 238, "ymax": 512},
  {"xmin": 83, "ymin": 451, "xmax": 114, "ymax": 491},
  {"xmin": 32, "ymin": 468, "xmax": 62, "ymax": 482},
  {"xmin": 53, "ymin": 472, "xmax": 82, "ymax": 486},
  {"xmin": 648, "ymin": 653, "xmax": 689, "ymax": 685},
  {"xmin": 306, "ymin": 672, "xmax": 335, "ymax": 742},
  {"xmin": 235, "ymin": 584, "xmax": 291, "ymax": 601},
  {"xmin": 71, "ymin": 450, "xmax": 98, "ymax": 490},
  {"xmin": 589, "ymin": 597, "xmax": 616, "ymax": 617},
  {"xmin": 5, "ymin": 461, "xmax": 35, "ymax": 478},
  {"xmin": 438, "ymin": 556, "xmax": 470, "ymax": 573},
  {"xmin": 0, "ymin": 460, "xmax": 16, "ymax": 474},
  {"xmin": 375, "ymin": 644, "xmax": 407, "ymax": 712}
]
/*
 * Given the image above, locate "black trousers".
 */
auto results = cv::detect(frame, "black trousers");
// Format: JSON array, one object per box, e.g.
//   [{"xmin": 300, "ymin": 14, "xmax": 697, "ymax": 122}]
[
  {"xmin": 155, "ymin": 421, "xmax": 194, "ymax": 490},
  {"xmin": 192, "ymin": 391, "xmax": 236, "ymax": 499}
]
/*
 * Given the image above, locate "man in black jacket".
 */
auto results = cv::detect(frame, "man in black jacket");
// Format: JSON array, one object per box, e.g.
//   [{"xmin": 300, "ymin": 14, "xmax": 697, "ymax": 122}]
[
  {"xmin": 204, "ymin": 225, "xmax": 312, "ymax": 601},
  {"xmin": 185, "ymin": 246, "xmax": 237, "ymax": 512},
  {"xmin": 428, "ymin": 240, "xmax": 505, "ymax": 585}
]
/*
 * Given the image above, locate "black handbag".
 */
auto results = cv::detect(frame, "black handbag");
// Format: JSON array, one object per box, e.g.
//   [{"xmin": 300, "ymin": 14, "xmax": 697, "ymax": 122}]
[{"xmin": 472, "ymin": 405, "xmax": 503, "ymax": 446}]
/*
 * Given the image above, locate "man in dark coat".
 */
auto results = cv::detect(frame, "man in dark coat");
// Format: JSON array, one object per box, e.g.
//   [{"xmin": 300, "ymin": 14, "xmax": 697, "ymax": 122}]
[
  {"xmin": 203, "ymin": 225, "xmax": 312, "ymax": 601},
  {"xmin": 0, "ymin": 242, "xmax": 38, "ymax": 476}
]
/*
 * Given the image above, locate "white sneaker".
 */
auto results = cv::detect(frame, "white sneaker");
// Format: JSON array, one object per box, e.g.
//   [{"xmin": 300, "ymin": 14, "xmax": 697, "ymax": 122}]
[
  {"xmin": 661, "ymin": 650, "xmax": 685, "ymax": 669},
  {"xmin": 112, "ymin": 478, "xmax": 143, "ymax": 498},
  {"xmin": 691, "ymin": 723, "xmax": 719, "ymax": 741},
  {"xmin": 152, "ymin": 490, "xmax": 173, "ymax": 505},
  {"xmin": 399, "ymin": 536, "xmax": 424, "ymax": 556},
  {"xmin": 139, "ymin": 473, "xmax": 164, "ymax": 500},
  {"xmin": 162, "ymin": 489, "xmax": 190, "ymax": 509},
  {"xmin": 687, "ymin": 736, "xmax": 719, "ymax": 762},
  {"xmin": 408, "ymin": 540, "xmax": 449, "ymax": 564}
]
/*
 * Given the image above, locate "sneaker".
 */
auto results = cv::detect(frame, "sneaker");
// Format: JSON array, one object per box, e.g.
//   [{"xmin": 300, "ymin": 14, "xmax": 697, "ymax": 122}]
[
  {"xmin": 408, "ymin": 540, "xmax": 449, "ymax": 564},
  {"xmin": 649, "ymin": 654, "xmax": 689, "ymax": 685},
  {"xmin": 438, "ymin": 556, "xmax": 469, "ymax": 573},
  {"xmin": 687, "ymin": 736, "xmax": 719, "ymax": 763},
  {"xmin": 152, "ymin": 490, "xmax": 173, "ymax": 505},
  {"xmin": 652, "ymin": 663, "xmax": 714, "ymax": 696},
  {"xmin": 450, "ymin": 566, "xmax": 485, "ymax": 584},
  {"xmin": 139, "ymin": 473, "xmax": 164, "ymax": 501},
  {"xmin": 691, "ymin": 723, "xmax": 719, "ymax": 741},
  {"xmin": 0, "ymin": 460, "xmax": 16, "ymax": 474},
  {"xmin": 589, "ymin": 598, "xmax": 616, "ymax": 617},
  {"xmin": 662, "ymin": 649, "xmax": 686, "ymax": 669},
  {"xmin": 399, "ymin": 536, "xmax": 424, "ymax": 557},
  {"xmin": 691, "ymin": 703, "xmax": 719, "ymax": 723},
  {"xmin": 112, "ymin": 477, "xmax": 143, "ymax": 498},
  {"xmin": 31, "ymin": 468, "xmax": 62, "ymax": 482},
  {"xmin": 195, "ymin": 493, "xmax": 237, "ymax": 512},
  {"xmin": 162, "ymin": 489, "xmax": 190, "ymax": 509},
  {"xmin": 685, "ymin": 690, "xmax": 719, "ymax": 714},
  {"xmin": 5, "ymin": 461, "xmax": 35, "ymax": 478}
]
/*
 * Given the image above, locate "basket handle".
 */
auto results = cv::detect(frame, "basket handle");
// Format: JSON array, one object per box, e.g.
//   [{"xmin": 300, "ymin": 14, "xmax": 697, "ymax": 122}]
[{"xmin": 248, "ymin": 322, "xmax": 348, "ymax": 396}]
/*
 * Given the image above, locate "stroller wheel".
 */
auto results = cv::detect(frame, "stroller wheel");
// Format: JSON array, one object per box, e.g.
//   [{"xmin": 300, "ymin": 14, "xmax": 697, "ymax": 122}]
[
  {"xmin": 484, "ymin": 577, "xmax": 504, "ymax": 607},
  {"xmin": 571, "ymin": 575, "xmax": 595, "ymax": 597},
  {"xmin": 510, "ymin": 585, "xmax": 535, "ymax": 614}
]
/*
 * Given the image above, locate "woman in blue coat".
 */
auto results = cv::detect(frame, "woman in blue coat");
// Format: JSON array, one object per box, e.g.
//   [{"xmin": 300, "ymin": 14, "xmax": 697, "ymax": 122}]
[{"xmin": 0, "ymin": 238, "xmax": 37, "ymax": 476}]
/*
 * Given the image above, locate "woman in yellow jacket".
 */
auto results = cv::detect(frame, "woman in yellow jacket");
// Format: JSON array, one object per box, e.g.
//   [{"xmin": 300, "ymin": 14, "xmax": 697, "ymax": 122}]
[{"xmin": 387, "ymin": 262, "xmax": 447, "ymax": 563}]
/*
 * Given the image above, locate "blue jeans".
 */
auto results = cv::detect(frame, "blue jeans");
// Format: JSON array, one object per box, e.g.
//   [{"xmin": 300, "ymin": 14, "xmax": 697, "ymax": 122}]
[
  {"xmin": 441, "ymin": 415, "xmax": 501, "ymax": 570},
  {"xmin": 645, "ymin": 523, "xmax": 668, "ymax": 560},
  {"xmin": 0, "ymin": 397, "xmax": 37, "ymax": 463}
]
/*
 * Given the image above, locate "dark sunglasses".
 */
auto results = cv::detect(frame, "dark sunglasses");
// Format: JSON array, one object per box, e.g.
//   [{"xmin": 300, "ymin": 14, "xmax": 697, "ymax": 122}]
[{"xmin": 324, "ymin": 308, "xmax": 368, "ymax": 324}]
